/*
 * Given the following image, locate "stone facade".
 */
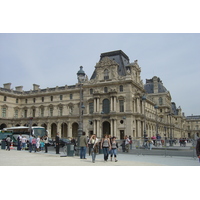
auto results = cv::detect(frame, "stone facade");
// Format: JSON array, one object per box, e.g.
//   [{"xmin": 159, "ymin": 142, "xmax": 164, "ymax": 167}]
[{"xmin": 0, "ymin": 50, "xmax": 199, "ymax": 139}]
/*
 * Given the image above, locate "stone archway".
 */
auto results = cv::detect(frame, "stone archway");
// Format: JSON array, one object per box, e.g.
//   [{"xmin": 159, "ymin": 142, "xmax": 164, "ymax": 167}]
[
  {"xmin": 51, "ymin": 123, "xmax": 57, "ymax": 139},
  {"xmin": 61, "ymin": 123, "xmax": 68, "ymax": 138},
  {"xmin": 0, "ymin": 123, "xmax": 7, "ymax": 130},
  {"xmin": 72, "ymin": 122, "xmax": 78, "ymax": 139},
  {"xmin": 102, "ymin": 121, "xmax": 110, "ymax": 137}
]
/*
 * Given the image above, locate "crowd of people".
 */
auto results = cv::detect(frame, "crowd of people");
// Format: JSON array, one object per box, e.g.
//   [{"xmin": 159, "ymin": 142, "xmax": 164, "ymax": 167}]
[{"xmin": 3, "ymin": 132, "xmax": 200, "ymax": 163}]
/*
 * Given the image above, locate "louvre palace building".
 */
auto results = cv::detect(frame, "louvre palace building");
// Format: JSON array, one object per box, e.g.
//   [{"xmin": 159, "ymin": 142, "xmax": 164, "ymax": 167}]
[{"xmin": 0, "ymin": 50, "xmax": 199, "ymax": 140}]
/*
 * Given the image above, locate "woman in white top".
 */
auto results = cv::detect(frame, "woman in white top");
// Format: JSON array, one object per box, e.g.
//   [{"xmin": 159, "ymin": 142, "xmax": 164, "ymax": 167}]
[
  {"xmin": 89, "ymin": 134, "xmax": 99, "ymax": 163},
  {"xmin": 36, "ymin": 136, "xmax": 40, "ymax": 152}
]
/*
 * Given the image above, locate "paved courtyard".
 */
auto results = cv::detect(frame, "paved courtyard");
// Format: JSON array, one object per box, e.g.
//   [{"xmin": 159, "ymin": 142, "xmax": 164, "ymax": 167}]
[{"xmin": 0, "ymin": 148, "xmax": 199, "ymax": 166}]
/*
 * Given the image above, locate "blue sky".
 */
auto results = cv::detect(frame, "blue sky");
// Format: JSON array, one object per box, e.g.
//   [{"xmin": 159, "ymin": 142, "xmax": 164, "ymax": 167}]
[{"xmin": 1, "ymin": 33, "xmax": 200, "ymax": 116}]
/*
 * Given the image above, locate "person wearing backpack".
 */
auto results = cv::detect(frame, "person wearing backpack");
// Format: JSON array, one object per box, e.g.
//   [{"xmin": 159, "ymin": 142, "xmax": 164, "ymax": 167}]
[{"xmin": 6, "ymin": 135, "xmax": 11, "ymax": 151}]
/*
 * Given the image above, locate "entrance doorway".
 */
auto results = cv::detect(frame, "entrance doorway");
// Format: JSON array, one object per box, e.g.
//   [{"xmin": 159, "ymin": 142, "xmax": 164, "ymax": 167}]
[
  {"xmin": 120, "ymin": 130, "xmax": 125, "ymax": 139},
  {"xmin": 102, "ymin": 121, "xmax": 110, "ymax": 137}
]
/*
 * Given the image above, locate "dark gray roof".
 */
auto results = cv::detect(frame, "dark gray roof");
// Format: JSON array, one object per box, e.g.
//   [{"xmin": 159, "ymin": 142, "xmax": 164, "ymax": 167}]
[
  {"xmin": 90, "ymin": 50, "xmax": 130, "ymax": 79},
  {"xmin": 171, "ymin": 102, "xmax": 178, "ymax": 115},
  {"xmin": 144, "ymin": 78, "xmax": 168, "ymax": 94},
  {"xmin": 186, "ymin": 115, "xmax": 200, "ymax": 120}
]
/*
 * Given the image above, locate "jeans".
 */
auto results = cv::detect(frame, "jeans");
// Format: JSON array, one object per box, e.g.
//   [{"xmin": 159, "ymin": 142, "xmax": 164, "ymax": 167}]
[
  {"xmin": 29, "ymin": 143, "xmax": 33, "ymax": 152},
  {"xmin": 91, "ymin": 149, "xmax": 96, "ymax": 162},
  {"xmin": 103, "ymin": 147, "xmax": 109, "ymax": 161},
  {"xmin": 149, "ymin": 143, "xmax": 153, "ymax": 150},
  {"xmin": 110, "ymin": 148, "xmax": 117, "ymax": 157},
  {"xmin": 80, "ymin": 146, "xmax": 86, "ymax": 159}
]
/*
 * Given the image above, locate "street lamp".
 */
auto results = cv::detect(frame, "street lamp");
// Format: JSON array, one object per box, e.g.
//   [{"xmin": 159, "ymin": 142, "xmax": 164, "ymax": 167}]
[
  {"xmin": 76, "ymin": 66, "xmax": 86, "ymax": 156},
  {"xmin": 142, "ymin": 95, "xmax": 147, "ymax": 140},
  {"xmin": 154, "ymin": 105, "xmax": 158, "ymax": 137},
  {"xmin": 168, "ymin": 113, "xmax": 173, "ymax": 146}
]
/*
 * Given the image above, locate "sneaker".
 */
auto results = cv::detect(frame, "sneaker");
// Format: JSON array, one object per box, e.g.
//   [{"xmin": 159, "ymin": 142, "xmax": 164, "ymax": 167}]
[{"xmin": 115, "ymin": 160, "xmax": 118, "ymax": 162}]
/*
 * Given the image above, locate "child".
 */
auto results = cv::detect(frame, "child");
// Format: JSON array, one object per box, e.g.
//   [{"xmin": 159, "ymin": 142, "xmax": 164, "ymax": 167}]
[{"xmin": 40, "ymin": 138, "xmax": 45, "ymax": 151}]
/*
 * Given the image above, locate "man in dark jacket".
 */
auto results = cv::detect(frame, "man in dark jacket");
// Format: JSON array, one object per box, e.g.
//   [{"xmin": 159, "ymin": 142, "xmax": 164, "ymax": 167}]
[
  {"xmin": 196, "ymin": 138, "xmax": 200, "ymax": 159},
  {"xmin": 55, "ymin": 132, "xmax": 60, "ymax": 154}
]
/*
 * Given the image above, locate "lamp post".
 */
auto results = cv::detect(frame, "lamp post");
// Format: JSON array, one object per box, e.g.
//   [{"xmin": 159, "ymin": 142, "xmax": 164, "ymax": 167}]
[
  {"xmin": 154, "ymin": 105, "xmax": 158, "ymax": 137},
  {"xmin": 76, "ymin": 66, "xmax": 86, "ymax": 156},
  {"xmin": 168, "ymin": 113, "xmax": 173, "ymax": 146},
  {"xmin": 142, "ymin": 95, "xmax": 147, "ymax": 140},
  {"xmin": 29, "ymin": 117, "xmax": 33, "ymax": 136}
]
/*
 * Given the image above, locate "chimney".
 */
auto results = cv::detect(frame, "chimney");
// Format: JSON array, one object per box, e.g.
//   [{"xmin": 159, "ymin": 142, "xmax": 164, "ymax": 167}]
[
  {"xmin": 3, "ymin": 83, "xmax": 11, "ymax": 89},
  {"xmin": 15, "ymin": 86, "xmax": 23, "ymax": 92},
  {"xmin": 33, "ymin": 84, "xmax": 40, "ymax": 91}
]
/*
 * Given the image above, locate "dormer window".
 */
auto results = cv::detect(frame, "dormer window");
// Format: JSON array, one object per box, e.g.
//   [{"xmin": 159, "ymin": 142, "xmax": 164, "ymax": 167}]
[{"xmin": 104, "ymin": 69, "xmax": 109, "ymax": 80}]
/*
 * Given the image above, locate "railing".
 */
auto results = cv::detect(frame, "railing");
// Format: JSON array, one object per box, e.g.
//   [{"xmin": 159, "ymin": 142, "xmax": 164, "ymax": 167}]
[{"xmin": 116, "ymin": 139, "xmax": 197, "ymax": 159}]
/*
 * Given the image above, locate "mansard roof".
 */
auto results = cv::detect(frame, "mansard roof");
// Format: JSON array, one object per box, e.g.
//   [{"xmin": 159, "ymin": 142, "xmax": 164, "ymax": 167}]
[
  {"xmin": 90, "ymin": 50, "xmax": 130, "ymax": 79},
  {"xmin": 144, "ymin": 77, "xmax": 168, "ymax": 94}
]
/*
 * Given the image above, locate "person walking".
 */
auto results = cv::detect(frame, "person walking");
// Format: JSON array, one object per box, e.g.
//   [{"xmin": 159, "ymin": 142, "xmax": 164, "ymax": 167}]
[
  {"xmin": 101, "ymin": 134, "xmax": 111, "ymax": 162},
  {"xmin": 32, "ymin": 136, "xmax": 37, "ymax": 152},
  {"xmin": 40, "ymin": 137, "xmax": 45, "ymax": 151},
  {"xmin": 21, "ymin": 136, "xmax": 27, "ymax": 150},
  {"xmin": 89, "ymin": 134, "xmax": 99, "ymax": 163},
  {"xmin": 55, "ymin": 132, "xmax": 60, "ymax": 154},
  {"xmin": 110, "ymin": 137, "xmax": 118, "ymax": 162},
  {"xmin": 17, "ymin": 134, "xmax": 22, "ymax": 150},
  {"xmin": 6, "ymin": 135, "xmax": 11, "ymax": 151},
  {"xmin": 29, "ymin": 134, "xmax": 33, "ymax": 153},
  {"xmin": 36, "ymin": 136, "xmax": 40, "ymax": 152},
  {"xmin": 129, "ymin": 135, "xmax": 132, "ymax": 150},
  {"xmin": 148, "ymin": 137, "xmax": 153, "ymax": 150},
  {"xmin": 79, "ymin": 132, "xmax": 87, "ymax": 159},
  {"xmin": 125, "ymin": 135, "xmax": 130, "ymax": 152},
  {"xmin": 44, "ymin": 135, "xmax": 49, "ymax": 153}
]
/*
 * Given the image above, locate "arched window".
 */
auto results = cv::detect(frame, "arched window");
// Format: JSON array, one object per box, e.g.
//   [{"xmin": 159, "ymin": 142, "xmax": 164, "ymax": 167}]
[
  {"xmin": 104, "ymin": 69, "xmax": 109, "ymax": 80},
  {"xmin": 90, "ymin": 89, "xmax": 93, "ymax": 94},
  {"xmin": 102, "ymin": 99, "xmax": 110, "ymax": 114}
]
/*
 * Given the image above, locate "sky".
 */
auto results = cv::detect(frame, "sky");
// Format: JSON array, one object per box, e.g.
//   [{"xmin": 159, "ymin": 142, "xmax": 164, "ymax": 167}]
[
  {"xmin": 0, "ymin": 1, "xmax": 200, "ymax": 118},
  {"xmin": 1, "ymin": 33, "xmax": 200, "ymax": 116}
]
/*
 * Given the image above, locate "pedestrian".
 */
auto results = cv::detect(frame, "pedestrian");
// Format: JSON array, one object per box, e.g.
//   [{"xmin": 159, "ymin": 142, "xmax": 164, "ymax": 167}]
[
  {"xmin": 87, "ymin": 136, "xmax": 92, "ymax": 156},
  {"xmin": 79, "ymin": 132, "xmax": 88, "ymax": 159},
  {"xmin": 40, "ymin": 137, "xmax": 45, "ymax": 151},
  {"xmin": 196, "ymin": 137, "xmax": 200, "ymax": 162},
  {"xmin": 151, "ymin": 135, "xmax": 156, "ymax": 146},
  {"xmin": 89, "ymin": 134, "xmax": 99, "ymax": 163},
  {"xmin": 125, "ymin": 135, "xmax": 130, "ymax": 152},
  {"xmin": 29, "ymin": 134, "xmax": 33, "ymax": 153},
  {"xmin": 110, "ymin": 137, "xmax": 118, "ymax": 162},
  {"xmin": 55, "ymin": 132, "xmax": 60, "ymax": 154},
  {"xmin": 148, "ymin": 137, "xmax": 153, "ymax": 150},
  {"xmin": 129, "ymin": 135, "xmax": 132, "ymax": 150},
  {"xmin": 71, "ymin": 137, "xmax": 76, "ymax": 152},
  {"xmin": 101, "ymin": 134, "xmax": 111, "ymax": 161},
  {"xmin": 120, "ymin": 138, "xmax": 126, "ymax": 152},
  {"xmin": 44, "ymin": 135, "xmax": 49, "ymax": 153},
  {"xmin": 6, "ymin": 135, "xmax": 11, "ymax": 151},
  {"xmin": 17, "ymin": 134, "xmax": 22, "ymax": 150},
  {"xmin": 32, "ymin": 136, "xmax": 37, "ymax": 152},
  {"xmin": 36, "ymin": 136, "xmax": 40, "ymax": 152},
  {"xmin": 21, "ymin": 136, "xmax": 27, "ymax": 150}
]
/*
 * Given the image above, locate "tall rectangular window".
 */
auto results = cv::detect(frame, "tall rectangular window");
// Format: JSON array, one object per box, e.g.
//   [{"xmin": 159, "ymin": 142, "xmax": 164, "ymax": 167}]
[
  {"xmin": 41, "ymin": 108, "xmax": 44, "ymax": 117},
  {"xmin": 59, "ymin": 107, "xmax": 63, "ymax": 116},
  {"xmin": 119, "ymin": 100, "xmax": 124, "ymax": 112},
  {"xmin": 50, "ymin": 107, "xmax": 53, "ymax": 116},
  {"xmin": 14, "ymin": 109, "xmax": 18, "ymax": 118},
  {"xmin": 60, "ymin": 95, "xmax": 63, "ymax": 101},
  {"xmin": 24, "ymin": 110, "xmax": 27, "ymax": 118},
  {"xmin": 89, "ymin": 102, "xmax": 94, "ymax": 114},
  {"xmin": 70, "ymin": 94, "xmax": 73, "ymax": 99},
  {"xmin": 2, "ymin": 107, "xmax": 6, "ymax": 118}
]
